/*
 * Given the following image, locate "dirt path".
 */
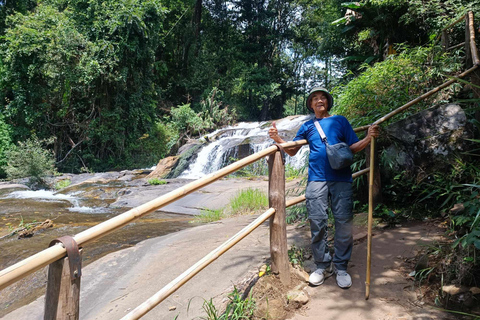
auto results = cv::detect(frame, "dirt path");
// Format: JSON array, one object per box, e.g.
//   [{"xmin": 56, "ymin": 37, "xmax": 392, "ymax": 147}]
[{"xmin": 292, "ymin": 220, "xmax": 453, "ymax": 320}]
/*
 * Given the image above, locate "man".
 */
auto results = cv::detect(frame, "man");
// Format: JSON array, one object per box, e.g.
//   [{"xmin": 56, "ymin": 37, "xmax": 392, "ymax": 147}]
[{"xmin": 268, "ymin": 87, "xmax": 379, "ymax": 288}]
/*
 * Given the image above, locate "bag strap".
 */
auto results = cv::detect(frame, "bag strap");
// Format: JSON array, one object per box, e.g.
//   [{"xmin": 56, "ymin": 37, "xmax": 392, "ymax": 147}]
[{"xmin": 313, "ymin": 119, "xmax": 328, "ymax": 144}]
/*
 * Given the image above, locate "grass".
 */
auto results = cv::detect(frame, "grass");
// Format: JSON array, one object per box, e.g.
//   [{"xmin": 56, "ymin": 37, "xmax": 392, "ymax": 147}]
[
  {"xmin": 200, "ymin": 287, "xmax": 255, "ymax": 320},
  {"xmin": 192, "ymin": 188, "xmax": 268, "ymax": 224},
  {"xmin": 194, "ymin": 209, "xmax": 225, "ymax": 223},
  {"xmin": 147, "ymin": 178, "xmax": 167, "ymax": 185},
  {"xmin": 229, "ymin": 188, "xmax": 268, "ymax": 215}
]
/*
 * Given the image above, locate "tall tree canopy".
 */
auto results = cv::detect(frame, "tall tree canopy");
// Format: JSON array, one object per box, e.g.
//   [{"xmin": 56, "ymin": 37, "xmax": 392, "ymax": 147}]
[{"xmin": 1, "ymin": 0, "xmax": 478, "ymax": 173}]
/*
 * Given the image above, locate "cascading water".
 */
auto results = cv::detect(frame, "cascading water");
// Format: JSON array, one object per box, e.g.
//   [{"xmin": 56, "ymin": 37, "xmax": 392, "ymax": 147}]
[
  {"xmin": 180, "ymin": 115, "xmax": 313, "ymax": 179},
  {"xmin": 4, "ymin": 190, "xmax": 107, "ymax": 213}
]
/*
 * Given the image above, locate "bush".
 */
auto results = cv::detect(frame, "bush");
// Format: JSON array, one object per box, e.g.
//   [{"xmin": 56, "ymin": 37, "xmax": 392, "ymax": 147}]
[
  {"xmin": 127, "ymin": 121, "xmax": 176, "ymax": 169},
  {"xmin": 3, "ymin": 136, "xmax": 56, "ymax": 188}
]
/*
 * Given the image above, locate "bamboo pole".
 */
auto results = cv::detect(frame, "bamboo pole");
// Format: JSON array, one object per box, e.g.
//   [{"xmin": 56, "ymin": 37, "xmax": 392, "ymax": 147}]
[
  {"xmin": 365, "ymin": 137, "xmax": 376, "ymax": 300},
  {"xmin": 468, "ymin": 12, "xmax": 480, "ymax": 65},
  {"xmin": 0, "ymin": 141, "xmax": 305, "ymax": 291},
  {"xmin": 434, "ymin": 14, "xmax": 466, "ymax": 44},
  {"xmin": 354, "ymin": 125, "xmax": 369, "ymax": 133},
  {"xmin": 443, "ymin": 14, "xmax": 467, "ymax": 32},
  {"xmin": 373, "ymin": 65, "xmax": 479, "ymax": 126},
  {"xmin": 121, "ymin": 208, "xmax": 276, "ymax": 320},
  {"xmin": 447, "ymin": 42, "xmax": 466, "ymax": 51}
]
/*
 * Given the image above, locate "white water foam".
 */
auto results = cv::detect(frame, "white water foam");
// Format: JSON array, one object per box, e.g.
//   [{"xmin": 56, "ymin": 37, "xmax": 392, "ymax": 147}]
[
  {"xmin": 180, "ymin": 115, "xmax": 312, "ymax": 179},
  {"xmin": 4, "ymin": 190, "xmax": 107, "ymax": 214},
  {"xmin": 67, "ymin": 206, "xmax": 109, "ymax": 214},
  {"xmin": 6, "ymin": 190, "xmax": 74, "ymax": 201}
]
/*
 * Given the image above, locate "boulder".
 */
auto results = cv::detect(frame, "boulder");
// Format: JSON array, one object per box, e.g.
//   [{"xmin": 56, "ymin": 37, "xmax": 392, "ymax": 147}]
[
  {"xmin": 146, "ymin": 156, "xmax": 179, "ymax": 179},
  {"xmin": 384, "ymin": 104, "xmax": 472, "ymax": 176},
  {"xmin": 166, "ymin": 143, "xmax": 203, "ymax": 178}
]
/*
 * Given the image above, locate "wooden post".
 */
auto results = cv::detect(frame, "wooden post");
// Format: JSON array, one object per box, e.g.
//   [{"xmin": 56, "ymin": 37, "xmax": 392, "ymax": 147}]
[
  {"xmin": 268, "ymin": 150, "xmax": 290, "ymax": 286},
  {"xmin": 441, "ymin": 30, "xmax": 449, "ymax": 51},
  {"xmin": 365, "ymin": 137, "xmax": 376, "ymax": 300},
  {"xmin": 44, "ymin": 251, "xmax": 82, "ymax": 320}
]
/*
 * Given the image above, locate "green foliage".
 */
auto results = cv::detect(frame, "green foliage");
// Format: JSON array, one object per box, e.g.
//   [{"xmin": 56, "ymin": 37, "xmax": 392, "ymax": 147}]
[
  {"xmin": 286, "ymin": 204, "xmax": 308, "ymax": 224},
  {"xmin": 168, "ymin": 88, "xmax": 237, "ymax": 148},
  {"xmin": 128, "ymin": 121, "xmax": 176, "ymax": 169},
  {"xmin": 55, "ymin": 179, "xmax": 71, "ymax": 190},
  {"xmin": 399, "ymin": 0, "xmax": 480, "ymax": 38},
  {"xmin": 228, "ymin": 188, "xmax": 268, "ymax": 215},
  {"xmin": 285, "ymin": 164, "xmax": 305, "ymax": 181},
  {"xmin": 288, "ymin": 245, "xmax": 306, "ymax": 266},
  {"xmin": 0, "ymin": 114, "xmax": 12, "ymax": 178},
  {"xmin": 147, "ymin": 178, "xmax": 167, "ymax": 185},
  {"xmin": 3, "ymin": 136, "xmax": 55, "ymax": 188},
  {"xmin": 200, "ymin": 287, "xmax": 255, "ymax": 320},
  {"xmin": 333, "ymin": 45, "xmax": 462, "ymax": 127},
  {"xmin": 1, "ymin": 0, "xmax": 167, "ymax": 172}
]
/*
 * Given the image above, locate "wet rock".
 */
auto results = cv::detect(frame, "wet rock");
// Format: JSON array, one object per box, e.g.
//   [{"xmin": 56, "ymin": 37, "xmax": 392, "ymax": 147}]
[
  {"xmin": 147, "ymin": 156, "xmax": 179, "ymax": 179},
  {"xmin": 166, "ymin": 144, "xmax": 203, "ymax": 178},
  {"xmin": 0, "ymin": 183, "xmax": 29, "ymax": 190}
]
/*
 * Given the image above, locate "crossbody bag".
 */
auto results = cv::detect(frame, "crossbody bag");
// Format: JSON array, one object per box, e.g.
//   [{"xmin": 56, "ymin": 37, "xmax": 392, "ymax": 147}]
[{"xmin": 313, "ymin": 119, "xmax": 354, "ymax": 170}]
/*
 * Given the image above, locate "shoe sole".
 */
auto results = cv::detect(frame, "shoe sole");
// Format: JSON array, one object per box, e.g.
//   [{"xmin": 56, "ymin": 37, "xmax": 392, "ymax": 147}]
[
  {"xmin": 337, "ymin": 282, "xmax": 352, "ymax": 289},
  {"xmin": 309, "ymin": 270, "xmax": 333, "ymax": 286}
]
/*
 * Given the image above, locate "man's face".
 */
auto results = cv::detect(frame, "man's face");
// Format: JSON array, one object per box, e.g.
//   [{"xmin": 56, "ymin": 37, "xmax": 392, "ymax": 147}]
[{"xmin": 311, "ymin": 92, "xmax": 329, "ymax": 112}]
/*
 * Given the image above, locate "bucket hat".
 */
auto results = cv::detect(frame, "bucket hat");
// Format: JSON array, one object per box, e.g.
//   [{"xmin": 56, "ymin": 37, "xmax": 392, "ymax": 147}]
[{"xmin": 306, "ymin": 87, "xmax": 334, "ymax": 112}]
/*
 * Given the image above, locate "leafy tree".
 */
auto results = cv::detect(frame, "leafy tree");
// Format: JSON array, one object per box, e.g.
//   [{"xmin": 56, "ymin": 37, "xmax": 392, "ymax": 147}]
[{"xmin": 1, "ymin": 0, "xmax": 167, "ymax": 171}]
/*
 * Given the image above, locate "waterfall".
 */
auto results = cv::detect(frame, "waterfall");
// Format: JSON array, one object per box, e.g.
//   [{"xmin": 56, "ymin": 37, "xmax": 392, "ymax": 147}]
[{"xmin": 180, "ymin": 115, "xmax": 312, "ymax": 179}]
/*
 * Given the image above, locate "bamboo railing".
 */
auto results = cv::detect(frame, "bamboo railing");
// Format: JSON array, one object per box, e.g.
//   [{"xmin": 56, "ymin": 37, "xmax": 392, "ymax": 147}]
[{"xmin": 0, "ymin": 10, "xmax": 478, "ymax": 319}]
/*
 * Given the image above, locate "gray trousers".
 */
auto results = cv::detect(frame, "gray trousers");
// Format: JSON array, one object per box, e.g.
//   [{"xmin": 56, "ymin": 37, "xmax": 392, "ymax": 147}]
[{"xmin": 305, "ymin": 181, "xmax": 353, "ymax": 271}]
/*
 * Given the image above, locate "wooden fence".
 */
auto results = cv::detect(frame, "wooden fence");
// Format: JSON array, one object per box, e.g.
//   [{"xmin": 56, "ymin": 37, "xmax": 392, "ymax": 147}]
[{"xmin": 0, "ymin": 11, "xmax": 479, "ymax": 320}]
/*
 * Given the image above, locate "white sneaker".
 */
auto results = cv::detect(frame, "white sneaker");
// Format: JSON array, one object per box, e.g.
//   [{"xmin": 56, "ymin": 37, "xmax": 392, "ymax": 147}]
[
  {"xmin": 309, "ymin": 263, "xmax": 333, "ymax": 286},
  {"xmin": 335, "ymin": 269, "xmax": 352, "ymax": 289}
]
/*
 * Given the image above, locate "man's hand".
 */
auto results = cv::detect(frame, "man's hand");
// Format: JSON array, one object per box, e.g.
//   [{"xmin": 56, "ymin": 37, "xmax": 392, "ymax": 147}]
[
  {"xmin": 268, "ymin": 121, "xmax": 284, "ymax": 143},
  {"xmin": 367, "ymin": 124, "xmax": 380, "ymax": 139},
  {"xmin": 268, "ymin": 121, "xmax": 301, "ymax": 156},
  {"xmin": 350, "ymin": 124, "xmax": 381, "ymax": 154}
]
